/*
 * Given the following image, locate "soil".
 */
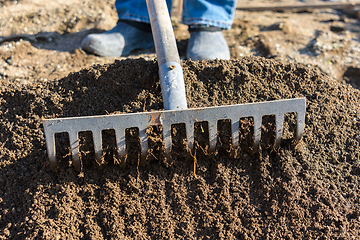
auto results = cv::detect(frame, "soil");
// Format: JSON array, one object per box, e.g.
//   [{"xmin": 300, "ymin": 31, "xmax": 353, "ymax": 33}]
[{"xmin": 1, "ymin": 0, "xmax": 360, "ymax": 239}]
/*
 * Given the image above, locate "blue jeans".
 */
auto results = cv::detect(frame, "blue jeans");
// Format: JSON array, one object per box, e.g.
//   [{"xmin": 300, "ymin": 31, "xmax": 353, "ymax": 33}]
[{"xmin": 115, "ymin": 0, "xmax": 237, "ymax": 29}]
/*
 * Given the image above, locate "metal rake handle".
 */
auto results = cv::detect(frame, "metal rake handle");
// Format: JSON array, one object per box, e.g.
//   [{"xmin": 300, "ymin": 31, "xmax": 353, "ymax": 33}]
[{"xmin": 146, "ymin": 0, "xmax": 188, "ymax": 110}]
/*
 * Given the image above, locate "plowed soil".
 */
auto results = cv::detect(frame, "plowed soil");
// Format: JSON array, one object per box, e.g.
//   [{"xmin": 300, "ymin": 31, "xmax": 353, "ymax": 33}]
[
  {"xmin": 1, "ymin": 57, "xmax": 360, "ymax": 239},
  {"xmin": 1, "ymin": 0, "xmax": 360, "ymax": 239}
]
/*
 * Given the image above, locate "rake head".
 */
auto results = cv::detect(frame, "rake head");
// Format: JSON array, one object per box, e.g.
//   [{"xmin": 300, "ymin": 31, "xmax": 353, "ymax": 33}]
[{"xmin": 43, "ymin": 98, "xmax": 306, "ymax": 171}]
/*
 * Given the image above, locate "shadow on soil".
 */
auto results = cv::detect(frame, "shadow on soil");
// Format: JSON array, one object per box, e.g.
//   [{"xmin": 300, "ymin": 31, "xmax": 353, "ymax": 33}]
[
  {"xmin": 0, "ymin": 29, "xmax": 103, "ymax": 52},
  {"xmin": 0, "ymin": 28, "xmax": 189, "ymax": 59},
  {"xmin": 342, "ymin": 66, "xmax": 360, "ymax": 90}
]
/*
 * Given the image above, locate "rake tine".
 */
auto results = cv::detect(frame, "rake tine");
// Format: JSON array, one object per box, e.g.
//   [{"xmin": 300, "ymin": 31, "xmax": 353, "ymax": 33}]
[
  {"xmin": 162, "ymin": 121, "xmax": 172, "ymax": 154},
  {"xmin": 208, "ymin": 119, "xmax": 217, "ymax": 152},
  {"xmin": 275, "ymin": 113, "xmax": 285, "ymax": 147},
  {"xmin": 68, "ymin": 130, "xmax": 81, "ymax": 172},
  {"xmin": 116, "ymin": 129, "xmax": 126, "ymax": 158},
  {"xmin": 92, "ymin": 130, "xmax": 103, "ymax": 164},
  {"xmin": 295, "ymin": 110, "xmax": 306, "ymax": 142},
  {"xmin": 253, "ymin": 115, "xmax": 262, "ymax": 152},
  {"xmin": 139, "ymin": 127, "xmax": 149, "ymax": 158},
  {"xmin": 231, "ymin": 119, "xmax": 240, "ymax": 148},
  {"xmin": 186, "ymin": 120, "xmax": 195, "ymax": 151},
  {"xmin": 45, "ymin": 132, "xmax": 57, "ymax": 171}
]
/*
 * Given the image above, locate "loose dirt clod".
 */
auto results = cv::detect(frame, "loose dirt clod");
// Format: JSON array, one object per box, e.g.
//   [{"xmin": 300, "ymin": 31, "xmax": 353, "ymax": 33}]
[{"xmin": 0, "ymin": 56, "xmax": 359, "ymax": 239}]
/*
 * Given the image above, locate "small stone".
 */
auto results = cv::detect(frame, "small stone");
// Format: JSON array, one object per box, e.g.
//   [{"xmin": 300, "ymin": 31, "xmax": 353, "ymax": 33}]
[{"xmin": 4, "ymin": 229, "xmax": 10, "ymax": 236}]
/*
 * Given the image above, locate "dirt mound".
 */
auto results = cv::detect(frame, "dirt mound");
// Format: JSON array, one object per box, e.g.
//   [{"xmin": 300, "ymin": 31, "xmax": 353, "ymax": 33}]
[{"xmin": 0, "ymin": 56, "xmax": 359, "ymax": 239}]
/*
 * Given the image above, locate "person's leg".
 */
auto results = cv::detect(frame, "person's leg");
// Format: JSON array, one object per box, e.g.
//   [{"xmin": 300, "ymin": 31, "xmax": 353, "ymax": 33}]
[
  {"xmin": 115, "ymin": 0, "xmax": 172, "ymax": 23},
  {"xmin": 182, "ymin": 0, "xmax": 236, "ymax": 29},
  {"xmin": 183, "ymin": 0, "xmax": 237, "ymax": 60},
  {"xmin": 82, "ymin": 0, "xmax": 171, "ymax": 57}
]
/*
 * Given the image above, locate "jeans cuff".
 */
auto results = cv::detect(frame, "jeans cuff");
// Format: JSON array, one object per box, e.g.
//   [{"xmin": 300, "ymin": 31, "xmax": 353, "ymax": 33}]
[
  {"xmin": 118, "ymin": 19, "xmax": 152, "ymax": 32},
  {"xmin": 188, "ymin": 24, "xmax": 223, "ymax": 33},
  {"xmin": 182, "ymin": 18, "xmax": 232, "ymax": 30}
]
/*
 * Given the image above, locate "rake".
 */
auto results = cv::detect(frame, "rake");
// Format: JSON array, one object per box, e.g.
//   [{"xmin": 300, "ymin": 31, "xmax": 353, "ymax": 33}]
[{"xmin": 43, "ymin": 0, "xmax": 306, "ymax": 172}]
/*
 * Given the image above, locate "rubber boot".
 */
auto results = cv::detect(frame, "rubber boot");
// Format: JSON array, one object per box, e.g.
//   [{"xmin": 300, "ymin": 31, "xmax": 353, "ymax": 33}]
[
  {"xmin": 186, "ymin": 26, "xmax": 230, "ymax": 61},
  {"xmin": 81, "ymin": 21, "xmax": 154, "ymax": 57}
]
